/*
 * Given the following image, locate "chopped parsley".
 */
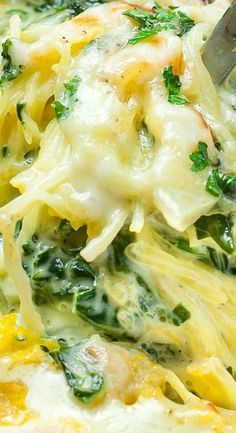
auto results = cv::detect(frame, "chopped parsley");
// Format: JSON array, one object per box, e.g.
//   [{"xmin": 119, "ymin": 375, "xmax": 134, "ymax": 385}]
[
  {"xmin": 123, "ymin": 4, "xmax": 195, "ymax": 44},
  {"xmin": 0, "ymin": 39, "xmax": 23, "ymax": 86},
  {"xmin": 162, "ymin": 65, "xmax": 188, "ymax": 105},
  {"xmin": 16, "ymin": 101, "xmax": 26, "ymax": 123},
  {"xmin": 172, "ymin": 303, "xmax": 191, "ymax": 325},
  {"xmin": 206, "ymin": 168, "xmax": 236, "ymax": 197},
  {"xmin": 189, "ymin": 142, "xmax": 210, "ymax": 172},
  {"xmin": 53, "ymin": 75, "xmax": 81, "ymax": 121}
]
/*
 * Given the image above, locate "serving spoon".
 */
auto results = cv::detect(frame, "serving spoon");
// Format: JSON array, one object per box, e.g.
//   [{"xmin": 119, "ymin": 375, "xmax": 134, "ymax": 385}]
[{"xmin": 202, "ymin": 0, "xmax": 236, "ymax": 84}]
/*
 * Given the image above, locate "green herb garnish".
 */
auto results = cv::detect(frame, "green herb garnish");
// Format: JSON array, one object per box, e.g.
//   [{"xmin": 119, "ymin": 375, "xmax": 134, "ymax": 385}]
[
  {"xmin": 53, "ymin": 75, "xmax": 80, "ymax": 121},
  {"xmin": 1, "ymin": 145, "xmax": 10, "ymax": 158},
  {"xmin": 162, "ymin": 65, "xmax": 187, "ymax": 105},
  {"xmin": 206, "ymin": 168, "xmax": 236, "ymax": 197},
  {"xmin": 123, "ymin": 4, "xmax": 194, "ymax": 44},
  {"xmin": 0, "ymin": 39, "xmax": 23, "ymax": 86},
  {"xmin": 195, "ymin": 214, "xmax": 235, "ymax": 255},
  {"xmin": 189, "ymin": 142, "xmax": 210, "ymax": 172}
]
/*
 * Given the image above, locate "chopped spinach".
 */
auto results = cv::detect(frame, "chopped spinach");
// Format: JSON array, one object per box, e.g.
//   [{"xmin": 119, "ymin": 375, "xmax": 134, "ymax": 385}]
[
  {"xmin": 195, "ymin": 214, "xmax": 235, "ymax": 255},
  {"xmin": 189, "ymin": 142, "xmax": 210, "ymax": 172},
  {"xmin": 107, "ymin": 226, "xmax": 135, "ymax": 273},
  {"xmin": 51, "ymin": 339, "xmax": 104, "ymax": 403},
  {"xmin": 140, "ymin": 341, "xmax": 182, "ymax": 363},
  {"xmin": 162, "ymin": 65, "xmax": 188, "ymax": 105},
  {"xmin": 53, "ymin": 75, "xmax": 81, "ymax": 121},
  {"xmin": 123, "ymin": 4, "xmax": 194, "ymax": 44},
  {"xmin": 207, "ymin": 247, "xmax": 229, "ymax": 273},
  {"xmin": 206, "ymin": 168, "xmax": 236, "ymax": 198},
  {"xmin": 0, "ymin": 39, "xmax": 23, "ymax": 86},
  {"xmin": 136, "ymin": 274, "xmax": 191, "ymax": 326},
  {"xmin": 16, "ymin": 101, "xmax": 26, "ymax": 123}
]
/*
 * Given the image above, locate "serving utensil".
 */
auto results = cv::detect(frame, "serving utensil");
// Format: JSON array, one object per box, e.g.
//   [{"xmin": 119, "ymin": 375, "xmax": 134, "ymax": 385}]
[{"xmin": 202, "ymin": 0, "xmax": 236, "ymax": 84}]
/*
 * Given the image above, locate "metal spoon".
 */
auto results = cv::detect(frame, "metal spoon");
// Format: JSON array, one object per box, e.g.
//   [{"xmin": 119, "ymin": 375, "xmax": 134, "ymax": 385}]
[{"xmin": 202, "ymin": 0, "xmax": 236, "ymax": 84}]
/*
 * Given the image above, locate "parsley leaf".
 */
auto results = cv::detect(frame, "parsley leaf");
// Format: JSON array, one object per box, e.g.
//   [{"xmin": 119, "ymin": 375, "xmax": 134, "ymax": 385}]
[
  {"xmin": 177, "ymin": 10, "xmax": 195, "ymax": 37},
  {"xmin": 123, "ymin": 5, "xmax": 194, "ymax": 44},
  {"xmin": 206, "ymin": 168, "xmax": 236, "ymax": 197},
  {"xmin": 32, "ymin": 0, "xmax": 103, "ymax": 16},
  {"xmin": 53, "ymin": 75, "xmax": 80, "ymax": 121},
  {"xmin": 189, "ymin": 142, "xmax": 210, "ymax": 172},
  {"xmin": 162, "ymin": 65, "xmax": 187, "ymax": 105},
  {"xmin": 0, "ymin": 39, "xmax": 23, "ymax": 86}
]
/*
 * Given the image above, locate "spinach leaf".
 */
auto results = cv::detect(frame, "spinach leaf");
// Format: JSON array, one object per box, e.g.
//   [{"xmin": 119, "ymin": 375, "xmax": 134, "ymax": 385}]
[
  {"xmin": 0, "ymin": 39, "xmax": 23, "ymax": 86},
  {"xmin": 195, "ymin": 214, "xmax": 235, "ymax": 255},
  {"xmin": 140, "ymin": 341, "xmax": 182, "ymax": 363},
  {"xmin": 51, "ymin": 339, "xmax": 104, "ymax": 403},
  {"xmin": 136, "ymin": 274, "xmax": 191, "ymax": 326},
  {"xmin": 206, "ymin": 168, "xmax": 236, "ymax": 198},
  {"xmin": 14, "ymin": 219, "xmax": 23, "ymax": 240},
  {"xmin": 162, "ymin": 65, "xmax": 187, "ymax": 105},
  {"xmin": 107, "ymin": 226, "xmax": 135, "ymax": 273},
  {"xmin": 53, "ymin": 75, "xmax": 81, "ymax": 121},
  {"xmin": 123, "ymin": 5, "xmax": 194, "ymax": 45},
  {"xmin": 189, "ymin": 142, "xmax": 210, "ymax": 172},
  {"xmin": 207, "ymin": 247, "xmax": 229, "ymax": 273}
]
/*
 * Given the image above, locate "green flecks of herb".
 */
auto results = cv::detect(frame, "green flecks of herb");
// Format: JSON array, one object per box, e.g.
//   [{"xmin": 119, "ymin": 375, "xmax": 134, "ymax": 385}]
[
  {"xmin": 22, "ymin": 240, "xmax": 35, "ymax": 256},
  {"xmin": 53, "ymin": 75, "xmax": 81, "ymax": 121},
  {"xmin": 32, "ymin": 0, "xmax": 102, "ymax": 16},
  {"xmin": 176, "ymin": 10, "xmax": 195, "ymax": 37},
  {"xmin": 1, "ymin": 145, "xmax": 10, "ymax": 158},
  {"xmin": 16, "ymin": 101, "xmax": 26, "ymax": 123},
  {"xmin": 0, "ymin": 39, "xmax": 23, "ymax": 86},
  {"xmin": 195, "ymin": 214, "xmax": 235, "ymax": 255},
  {"xmin": 172, "ymin": 303, "xmax": 191, "ymax": 325},
  {"xmin": 189, "ymin": 142, "xmax": 210, "ymax": 172},
  {"xmin": 162, "ymin": 65, "xmax": 187, "ymax": 105},
  {"xmin": 214, "ymin": 141, "xmax": 223, "ymax": 152},
  {"xmin": 206, "ymin": 168, "xmax": 236, "ymax": 198},
  {"xmin": 123, "ymin": 5, "xmax": 194, "ymax": 44},
  {"xmin": 14, "ymin": 219, "xmax": 23, "ymax": 240}
]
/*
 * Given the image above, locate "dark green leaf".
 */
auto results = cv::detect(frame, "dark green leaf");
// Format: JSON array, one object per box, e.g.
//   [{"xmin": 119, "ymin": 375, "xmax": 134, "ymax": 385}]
[
  {"xmin": 53, "ymin": 75, "xmax": 80, "ymax": 121},
  {"xmin": 14, "ymin": 219, "xmax": 23, "ymax": 240},
  {"xmin": 51, "ymin": 340, "xmax": 104, "ymax": 403},
  {"xmin": 0, "ymin": 39, "xmax": 23, "ymax": 86},
  {"xmin": 140, "ymin": 342, "xmax": 182, "ymax": 363},
  {"xmin": 16, "ymin": 101, "xmax": 26, "ymax": 123},
  {"xmin": 195, "ymin": 214, "xmax": 235, "ymax": 254},
  {"xmin": 177, "ymin": 11, "xmax": 195, "ymax": 36},
  {"xmin": 123, "ymin": 6, "xmax": 194, "ymax": 44},
  {"xmin": 58, "ymin": 219, "xmax": 75, "ymax": 237},
  {"xmin": 107, "ymin": 226, "xmax": 135, "ymax": 273},
  {"xmin": 172, "ymin": 303, "xmax": 191, "ymax": 325},
  {"xmin": 162, "ymin": 65, "xmax": 187, "ymax": 105},
  {"xmin": 22, "ymin": 241, "xmax": 35, "ymax": 256},
  {"xmin": 206, "ymin": 169, "xmax": 236, "ymax": 197},
  {"xmin": 207, "ymin": 247, "xmax": 228, "ymax": 273},
  {"xmin": 189, "ymin": 142, "xmax": 210, "ymax": 172},
  {"xmin": 1, "ymin": 145, "xmax": 10, "ymax": 158}
]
